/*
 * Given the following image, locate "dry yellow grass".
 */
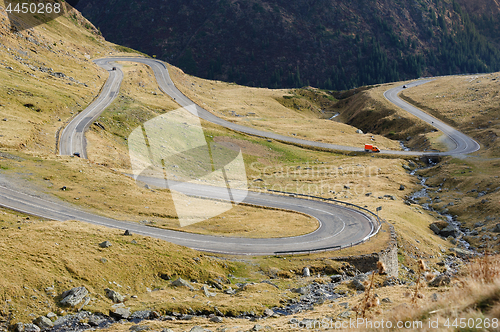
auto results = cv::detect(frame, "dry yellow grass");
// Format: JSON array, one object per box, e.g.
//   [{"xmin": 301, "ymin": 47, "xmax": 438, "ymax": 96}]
[
  {"xmin": 0, "ymin": 2, "xmax": 146, "ymax": 154},
  {"xmin": 0, "ymin": 150, "xmax": 318, "ymax": 238},
  {"xmin": 167, "ymin": 65, "xmax": 402, "ymax": 151}
]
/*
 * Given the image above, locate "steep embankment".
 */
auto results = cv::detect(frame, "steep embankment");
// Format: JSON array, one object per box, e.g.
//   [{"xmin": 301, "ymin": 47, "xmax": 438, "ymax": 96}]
[{"xmin": 0, "ymin": 1, "xmax": 112, "ymax": 153}]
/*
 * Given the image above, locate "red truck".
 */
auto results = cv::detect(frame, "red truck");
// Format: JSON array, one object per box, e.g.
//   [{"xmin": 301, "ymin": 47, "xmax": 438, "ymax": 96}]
[{"xmin": 364, "ymin": 144, "xmax": 380, "ymax": 153}]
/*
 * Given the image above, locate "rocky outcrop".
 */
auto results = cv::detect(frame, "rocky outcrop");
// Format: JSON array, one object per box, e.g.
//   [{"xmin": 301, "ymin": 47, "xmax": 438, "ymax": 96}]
[{"xmin": 60, "ymin": 287, "xmax": 88, "ymax": 307}]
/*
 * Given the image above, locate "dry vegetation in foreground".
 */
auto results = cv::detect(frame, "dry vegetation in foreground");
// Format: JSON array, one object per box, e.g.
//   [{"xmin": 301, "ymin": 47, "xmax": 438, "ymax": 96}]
[{"xmin": 0, "ymin": 207, "xmax": 388, "ymax": 326}]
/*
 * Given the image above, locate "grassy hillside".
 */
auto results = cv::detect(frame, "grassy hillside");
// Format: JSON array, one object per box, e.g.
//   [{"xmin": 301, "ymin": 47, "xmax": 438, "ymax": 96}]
[
  {"xmin": 2, "ymin": 2, "xmax": 500, "ymax": 331},
  {"xmin": 394, "ymin": 73, "xmax": 500, "ymax": 250}
]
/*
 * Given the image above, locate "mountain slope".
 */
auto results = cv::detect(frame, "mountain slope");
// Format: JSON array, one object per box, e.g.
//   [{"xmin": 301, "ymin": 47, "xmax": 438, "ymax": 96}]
[{"xmin": 76, "ymin": 0, "xmax": 500, "ymax": 90}]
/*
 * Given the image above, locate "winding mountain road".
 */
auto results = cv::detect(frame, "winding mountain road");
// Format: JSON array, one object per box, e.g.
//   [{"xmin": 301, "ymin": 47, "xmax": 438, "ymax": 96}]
[{"xmin": 0, "ymin": 57, "xmax": 480, "ymax": 255}]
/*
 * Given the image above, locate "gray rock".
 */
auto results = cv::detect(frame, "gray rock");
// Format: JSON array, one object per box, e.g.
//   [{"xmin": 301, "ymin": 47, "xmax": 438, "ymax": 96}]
[
  {"xmin": 224, "ymin": 286, "xmax": 236, "ymax": 295},
  {"xmin": 356, "ymin": 129, "xmax": 363, "ymax": 134},
  {"xmin": 110, "ymin": 307, "xmax": 131, "ymax": 320},
  {"xmin": 429, "ymin": 274, "xmax": 451, "ymax": 287},
  {"xmin": 129, "ymin": 326, "xmax": 150, "ymax": 332},
  {"xmin": 105, "ymin": 288, "xmax": 124, "ymax": 303},
  {"xmin": 99, "ymin": 241, "xmax": 112, "ymax": 248},
  {"xmin": 14, "ymin": 322, "xmax": 24, "ymax": 332},
  {"xmin": 431, "ymin": 293, "xmax": 439, "ymax": 302},
  {"xmin": 88, "ymin": 315, "xmax": 107, "ymax": 327},
  {"xmin": 291, "ymin": 286, "xmax": 309, "ymax": 295},
  {"xmin": 303, "ymin": 267, "xmax": 310, "ymax": 277},
  {"xmin": 189, "ymin": 327, "xmax": 207, "ymax": 332},
  {"xmin": 171, "ymin": 278, "xmax": 194, "ymax": 290},
  {"xmin": 439, "ymin": 225, "xmax": 459, "ymax": 238},
  {"xmin": 429, "ymin": 223, "xmax": 441, "ymax": 235},
  {"xmin": 449, "ymin": 247, "xmax": 475, "ymax": 257},
  {"xmin": 264, "ymin": 308, "xmax": 274, "ymax": 316},
  {"xmin": 330, "ymin": 275, "xmax": 342, "ymax": 283},
  {"xmin": 383, "ymin": 277, "xmax": 399, "ymax": 287},
  {"xmin": 129, "ymin": 310, "xmax": 152, "ymax": 321},
  {"xmin": 350, "ymin": 279, "xmax": 365, "ymax": 291},
  {"xmin": 202, "ymin": 285, "xmax": 216, "ymax": 297},
  {"xmin": 210, "ymin": 280, "xmax": 223, "ymax": 290},
  {"xmin": 60, "ymin": 286, "xmax": 89, "ymax": 307},
  {"xmin": 161, "ymin": 329, "xmax": 175, "ymax": 332},
  {"xmin": 33, "ymin": 316, "xmax": 53, "ymax": 329},
  {"xmin": 381, "ymin": 297, "xmax": 392, "ymax": 303},
  {"xmin": 252, "ymin": 324, "xmax": 263, "ymax": 331},
  {"xmin": 493, "ymin": 223, "xmax": 500, "ymax": 233},
  {"xmin": 23, "ymin": 324, "xmax": 40, "ymax": 332},
  {"xmin": 399, "ymin": 184, "xmax": 405, "ymax": 190},
  {"xmin": 209, "ymin": 316, "xmax": 223, "ymax": 323},
  {"xmin": 46, "ymin": 312, "xmax": 57, "ymax": 320}
]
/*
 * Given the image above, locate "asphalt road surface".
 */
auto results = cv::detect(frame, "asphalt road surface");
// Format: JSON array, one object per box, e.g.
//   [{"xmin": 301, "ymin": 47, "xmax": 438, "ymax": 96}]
[
  {"xmin": 63, "ymin": 57, "xmax": 479, "ymax": 158},
  {"xmin": 383, "ymin": 81, "xmax": 481, "ymax": 156},
  {"xmin": 0, "ymin": 176, "xmax": 375, "ymax": 255},
  {"xmin": 0, "ymin": 57, "xmax": 479, "ymax": 255},
  {"xmin": 59, "ymin": 59, "xmax": 123, "ymax": 158}
]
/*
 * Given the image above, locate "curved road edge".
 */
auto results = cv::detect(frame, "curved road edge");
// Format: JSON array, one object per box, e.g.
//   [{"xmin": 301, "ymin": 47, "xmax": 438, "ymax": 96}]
[
  {"xmin": 0, "ymin": 178, "xmax": 376, "ymax": 255},
  {"xmin": 383, "ymin": 81, "xmax": 480, "ymax": 156}
]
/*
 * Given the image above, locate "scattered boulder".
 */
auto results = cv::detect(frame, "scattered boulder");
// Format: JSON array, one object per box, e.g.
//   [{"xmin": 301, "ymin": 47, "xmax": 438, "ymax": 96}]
[
  {"xmin": 46, "ymin": 312, "xmax": 57, "ymax": 321},
  {"xmin": 202, "ymin": 285, "xmax": 216, "ymax": 297},
  {"xmin": 23, "ymin": 324, "xmax": 40, "ymax": 332},
  {"xmin": 130, "ymin": 326, "xmax": 150, "ymax": 332},
  {"xmin": 399, "ymin": 184, "xmax": 405, "ymax": 191},
  {"xmin": 430, "ymin": 223, "xmax": 441, "ymax": 235},
  {"xmin": 33, "ymin": 316, "xmax": 53, "ymax": 329},
  {"xmin": 263, "ymin": 308, "xmax": 274, "ymax": 317},
  {"xmin": 439, "ymin": 225, "xmax": 460, "ymax": 238},
  {"xmin": 209, "ymin": 316, "xmax": 223, "ymax": 323},
  {"xmin": 110, "ymin": 307, "xmax": 131, "ymax": 320},
  {"xmin": 60, "ymin": 286, "xmax": 88, "ymax": 307},
  {"xmin": 88, "ymin": 315, "xmax": 107, "ymax": 327},
  {"xmin": 252, "ymin": 324, "xmax": 263, "ymax": 331},
  {"xmin": 105, "ymin": 288, "xmax": 124, "ymax": 303},
  {"xmin": 210, "ymin": 280, "xmax": 223, "ymax": 290},
  {"xmin": 383, "ymin": 277, "xmax": 399, "ymax": 287},
  {"xmin": 14, "ymin": 322, "xmax": 24, "ymax": 332},
  {"xmin": 356, "ymin": 129, "xmax": 363, "ymax": 134},
  {"xmin": 189, "ymin": 327, "xmax": 207, "ymax": 332},
  {"xmin": 291, "ymin": 286, "xmax": 309, "ymax": 295},
  {"xmin": 493, "ymin": 223, "xmax": 500, "ymax": 233},
  {"xmin": 350, "ymin": 279, "xmax": 365, "ymax": 291},
  {"xmin": 330, "ymin": 275, "xmax": 342, "ymax": 283},
  {"xmin": 171, "ymin": 278, "xmax": 194, "ymax": 290},
  {"xmin": 224, "ymin": 287, "xmax": 236, "ymax": 295},
  {"xmin": 124, "ymin": 230, "xmax": 132, "ymax": 236},
  {"xmin": 429, "ymin": 274, "xmax": 451, "ymax": 287},
  {"xmin": 99, "ymin": 241, "xmax": 112, "ymax": 248},
  {"xmin": 303, "ymin": 267, "xmax": 310, "ymax": 277},
  {"xmin": 381, "ymin": 297, "xmax": 392, "ymax": 303}
]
